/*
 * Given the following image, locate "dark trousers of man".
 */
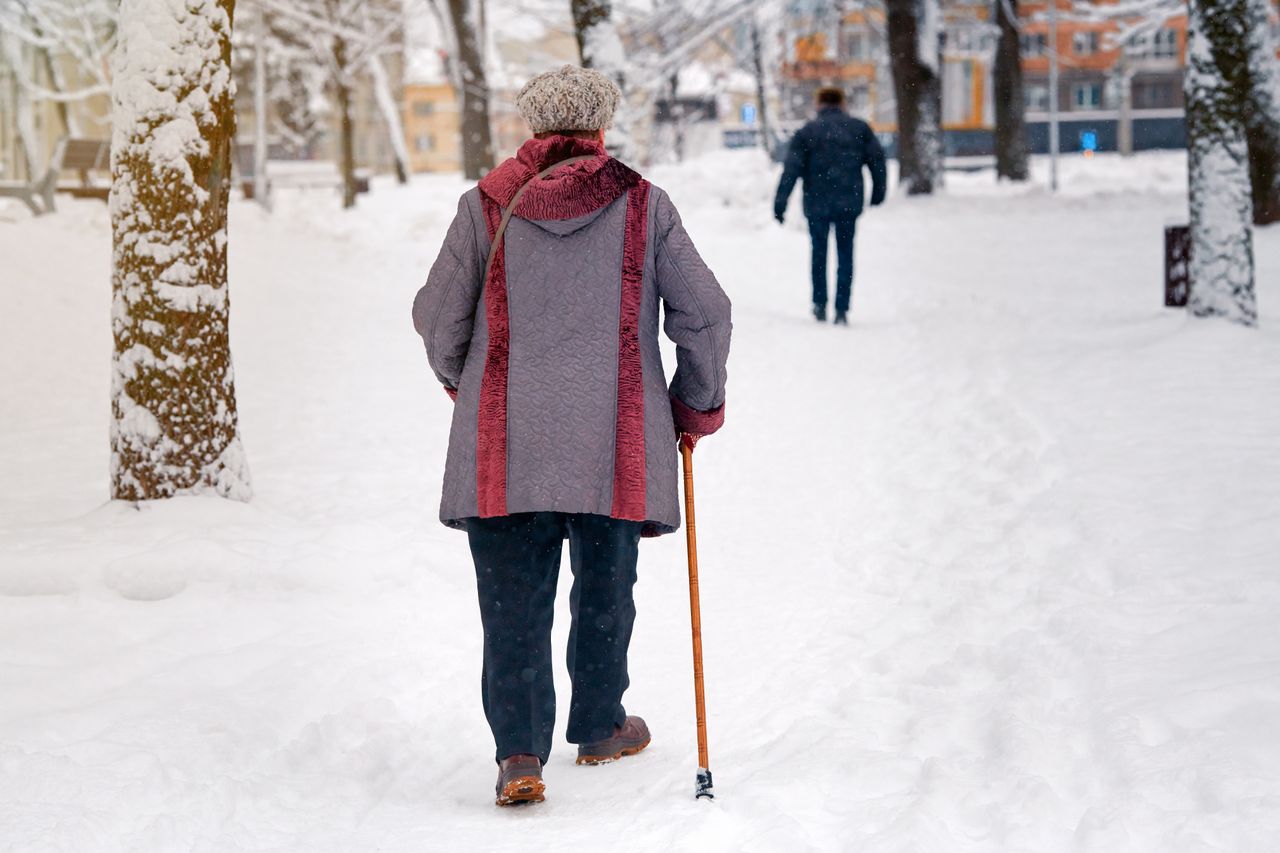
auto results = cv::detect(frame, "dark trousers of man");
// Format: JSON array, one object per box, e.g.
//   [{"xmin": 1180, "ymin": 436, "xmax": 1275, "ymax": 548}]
[
  {"xmin": 808, "ymin": 217, "xmax": 857, "ymax": 313},
  {"xmin": 466, "ymin": 512, "xmax": 642, "ymax": 764}
]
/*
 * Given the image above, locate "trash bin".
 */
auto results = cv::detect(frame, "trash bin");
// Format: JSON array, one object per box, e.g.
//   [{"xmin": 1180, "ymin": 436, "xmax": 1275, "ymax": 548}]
[{"xmin": 1165, "ymin": 225, "xmax": 1190, "ymax": 307}]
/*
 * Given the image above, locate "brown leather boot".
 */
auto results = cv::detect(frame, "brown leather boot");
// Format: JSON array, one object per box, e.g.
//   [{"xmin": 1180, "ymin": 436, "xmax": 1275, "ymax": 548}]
[
  {"xmin": 495, "ymin": 754, "xmax": 545, "ymax": 806},
  {"xmin": 575, "ymin": 716, "xmax": 651, "ymax": 765}
]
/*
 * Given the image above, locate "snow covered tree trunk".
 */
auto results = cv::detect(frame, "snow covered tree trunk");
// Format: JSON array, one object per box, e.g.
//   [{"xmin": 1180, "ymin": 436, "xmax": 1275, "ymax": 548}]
[
  {"xmin": 368, "ymin": 52, "xmax": 410, "ymax": 184},
  {"xmin": 993, "ymin": 0, "xmax": 1028, "ymax": 181},
  {"xmin": 109, "ymin": 0, "xmax": 252, "ymax": 501},
  {"xmin": 886, "ymin": 0, "xmax": 944, "ymax": 195},
  {"xmin": 332, "ymin": 31, "xmax": 358, "ymax": 209},
  {"xmin": 0, "ymin": 33, "xmax": 41, "ymax": 180},
  {"xmin": 571, "ymin": 0, "xmax": 632, "ymax": 158},
  {"xmin": 446, "ymin": 0, "xmax": 493, "ymax": 179},
  {"xmin": 1244, "ymin": 0, "xmax": 1280, "ymax": 225},
  {"xmin": 1184, "ymin": 0, "xmax": 1256, "ymax": 326}
]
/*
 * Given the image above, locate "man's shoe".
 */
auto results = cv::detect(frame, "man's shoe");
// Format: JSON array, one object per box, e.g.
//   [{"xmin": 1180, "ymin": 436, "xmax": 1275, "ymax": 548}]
[
  {"xmin": 813, "ymin": 304, "xmax": 827, "ymax": 322},
  {"xmin": 834, "ymin": 310, "xmax": 848, "ymax": 326},
  {"xmin": 576, "ymin": 716, "xmax": 652, "ymax": 765},
  {"xmin": 495, "ymin": 754, "xmax": 545, "ymax": 806}
]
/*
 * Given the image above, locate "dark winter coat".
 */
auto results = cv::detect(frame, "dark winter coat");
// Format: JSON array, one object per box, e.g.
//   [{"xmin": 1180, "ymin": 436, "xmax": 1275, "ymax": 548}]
[
  {"xmin": 412, "ymin": 135, "xmax": 732, "ymax": 536},
  {"xmin": 774, "ymin": 107, "xmax": 888, "ymax": 222}
]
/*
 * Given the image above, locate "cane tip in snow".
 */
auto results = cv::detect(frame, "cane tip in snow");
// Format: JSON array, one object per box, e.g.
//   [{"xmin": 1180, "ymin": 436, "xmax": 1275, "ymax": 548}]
[{"xmin": 695, "ymin": 767, "xmax": 715, "ymax": 800}]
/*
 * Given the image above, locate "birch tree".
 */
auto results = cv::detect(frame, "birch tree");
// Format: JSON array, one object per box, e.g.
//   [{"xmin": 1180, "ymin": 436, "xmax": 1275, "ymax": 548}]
[
  {"xmin": 993, "ymin": 0, "xmax": 1028, "ymax": 181},
  {"xmin": 1184, "ymin": 0, "xmax": 1256, "ymax": 325},
  {"xmin": 886, "ymin": 0, "xmax": 943, "ymax": 195},
  {"xmin": 110, "ymin": 0, "xmax": 252, "ymax": 501}
]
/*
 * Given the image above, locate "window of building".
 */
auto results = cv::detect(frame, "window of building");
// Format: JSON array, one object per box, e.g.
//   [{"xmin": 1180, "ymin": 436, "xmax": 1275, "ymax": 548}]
[
  {"xmin": 1025, "ymin": 84, "xmax": 1050, "ymax": 112},
  {"xmin": 1152, "ymin": 28, "xmax": 1177, "ymax": 58},
  {"xmin": 1073, "ymin": 82, "xmax": 1103, "ymax": 109},
  {"xmin": 1133, "ymin": 79, "xmax": 1176, "ymax": 109},
  {"xmin": 843, "ymin": 29, "xmax": 869, "ymax": 61},
  {"xmin": 1021, "ymin": 33, "xmax": 1047, "ymax": 57},
  {"xmin": 1073, "ymin": 31, "xmax": 1099, "ymax": 56},
  {"xmin": 850, "ymin": 86, "xmax": 870, "ymax": 112},
  {"xmin": 415, "ymin": 134, "xmax": 434, "ymax": 153},
  {"xmin": 1126, "ymin": 32, "xmax": 1149, "ymax": 56},
  {"xmin": 413, "ymin": 101, "xmax": 435, "ymax": 117}
]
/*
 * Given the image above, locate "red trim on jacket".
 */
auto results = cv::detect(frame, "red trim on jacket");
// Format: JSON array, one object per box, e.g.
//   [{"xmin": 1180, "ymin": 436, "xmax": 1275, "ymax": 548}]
[
  {"xmin": 476, "ymin": 196, "xmax": 509, "ymax": 517},
  {"xmin": 671, "ymin": 394, "xmax": 725, "ymax": 437},
  {"xmin": 611, "ymin": 181, "xmax": 651, "ymax": 521}
]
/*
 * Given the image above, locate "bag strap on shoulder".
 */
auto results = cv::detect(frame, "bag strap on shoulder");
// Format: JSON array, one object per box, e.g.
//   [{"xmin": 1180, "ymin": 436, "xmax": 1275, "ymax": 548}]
[{"xmin": 482, "ymin": 155, "xmax": 599, "ymax": 284}]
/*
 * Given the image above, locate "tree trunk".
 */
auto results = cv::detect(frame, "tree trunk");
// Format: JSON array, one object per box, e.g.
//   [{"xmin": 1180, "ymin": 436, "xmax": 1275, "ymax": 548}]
[
  {"xmin": 333, "ymin": 33, "xmax": 357, "ymax": 209},
  {"xmin": 571, "ymin": 0, "xmax": 632, "ymax": 158},
  {"xmin": 886, "ymin": 0, "xmax": 943, "ymax": 195},
  {"xmin": 668, "ymin": 72, "xmax": 685, "ymax": 162},
  {"xmin": 446, "ymin": 0, "xmax": 494, "ymax": 180},
  {"xmin": 992, "ymin": 0, "xmax": 1028, "ymax": 180},
  {"xmin": 38, "ymin": 46, "xmax": 79, "ymax": 138},
  {"xmin": 1116, "ymin": 60, "xmax": 1134, "ymax": 157},
  {"xmin": 1185, "ymin": 0, "xmax": 1256, "ymax": 326},
  {"xmin": 369, "ymin": 53, "xmax": 410, "ymax": 184},
  {"xmin": 751, "ymin": 19, "xmax": 774, "ymax": 159},
  {"xmin": 109, "ymin": 0, "xmax": 252, "ymax": 501},
  {"xmin": 1243, "ymin": 0, "xmax": 1280, "ymax": 225},
  {"xmin": 0, "ymin": 33, "xmax": 39, "ymax": 181}
]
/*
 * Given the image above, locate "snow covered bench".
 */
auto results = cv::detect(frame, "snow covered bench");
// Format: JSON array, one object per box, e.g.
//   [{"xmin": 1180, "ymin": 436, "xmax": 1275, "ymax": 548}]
[
  {"xmin": 55, "ymin": 138, "xmax": 113, "ymax": 203},
  {"xmin": 266, "ymin": 160, "xmax": 371, "ymax": 195},
  {"xmin": 0, "ymin": 146, "xmax": 61, "ymax": 216}
]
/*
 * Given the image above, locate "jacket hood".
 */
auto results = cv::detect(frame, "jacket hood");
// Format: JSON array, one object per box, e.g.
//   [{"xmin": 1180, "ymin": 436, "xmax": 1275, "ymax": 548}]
[{"xmin": 478, "ymin": 135, "xmax": 642, "ymax": 234}]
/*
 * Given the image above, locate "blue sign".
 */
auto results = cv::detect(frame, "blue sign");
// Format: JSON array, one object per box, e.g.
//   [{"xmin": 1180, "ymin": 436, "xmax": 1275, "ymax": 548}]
[
  {"xmin": 1080, "ymin": 130, "xmax": 1099, "ymax": 152},
  {"xmin": 741, "ymin": 103, "xmax": 757, "ymax": 126}
]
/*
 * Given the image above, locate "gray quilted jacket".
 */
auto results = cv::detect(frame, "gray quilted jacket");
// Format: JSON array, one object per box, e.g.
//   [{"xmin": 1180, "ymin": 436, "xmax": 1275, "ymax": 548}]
[{"xmin": 412, "ymin": 135, "xmax": 731, "ymax": 535}]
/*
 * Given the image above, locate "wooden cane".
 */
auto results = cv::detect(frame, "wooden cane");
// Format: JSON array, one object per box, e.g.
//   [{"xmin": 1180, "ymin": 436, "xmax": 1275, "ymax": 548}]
[{"xmin": 681, "ymin": 439, "xmax": 715, "ymax": 800}]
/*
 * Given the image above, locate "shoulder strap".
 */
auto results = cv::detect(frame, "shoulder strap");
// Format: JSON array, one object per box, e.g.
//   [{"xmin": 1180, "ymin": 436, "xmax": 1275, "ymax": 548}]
[{"xmin": 482, "ymin": 154, "xmax": 599, "ymax": 285}]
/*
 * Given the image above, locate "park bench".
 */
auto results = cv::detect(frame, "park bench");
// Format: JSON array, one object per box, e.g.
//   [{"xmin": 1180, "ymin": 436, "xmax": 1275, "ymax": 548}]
[
  {"xmin": 234, "ymin": 143, "xmax": 370, "ymax": 200},
  {"xmin": 0, "ymin": 148, "xmax": 61, "ymax": 216},
  {"xmin": 55, "ymin": 138, "xmax": 112, "ymax": 202},
  {"xmin": 234, "ymin": 142, "xmax": 269, "ymax": 200},
  {"xmin": 0, "ymin": 137, "xmax": 108, "ymax": 214},
  {"xmin": 267, "ymin": 160, "xmax": 371, "ymax": 195}
]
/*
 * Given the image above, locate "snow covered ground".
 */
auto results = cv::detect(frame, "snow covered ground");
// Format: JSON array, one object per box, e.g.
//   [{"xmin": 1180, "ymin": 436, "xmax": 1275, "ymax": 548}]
[{"xmin": 2, "ymin": 150, "xmax": 1279, "ymax": 852}]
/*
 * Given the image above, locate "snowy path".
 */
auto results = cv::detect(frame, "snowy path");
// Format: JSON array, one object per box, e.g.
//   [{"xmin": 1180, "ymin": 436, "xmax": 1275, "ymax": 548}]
[{"xmin": 2, "ymin": 152, "xmax": 1279, "ymax": 851}]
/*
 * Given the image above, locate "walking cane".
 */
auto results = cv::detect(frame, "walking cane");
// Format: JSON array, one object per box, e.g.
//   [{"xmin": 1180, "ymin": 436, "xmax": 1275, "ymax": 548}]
[{"xmin": 681, "ymin": 438, "xmax": 715, "ymax": 800}]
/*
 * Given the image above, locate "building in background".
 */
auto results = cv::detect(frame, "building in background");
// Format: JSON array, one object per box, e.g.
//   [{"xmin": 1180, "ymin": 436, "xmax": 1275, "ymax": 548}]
[
  {"xmin": 778, "ymin": 0, "xmax": 1280, "ymax": 156},
  {"xmin": 403, "ymin": 80, "xmax": 462, "ymax": 173},
  {"xmin": 779, "ymin": 0, "xmax": 894, "ymax": 132}
]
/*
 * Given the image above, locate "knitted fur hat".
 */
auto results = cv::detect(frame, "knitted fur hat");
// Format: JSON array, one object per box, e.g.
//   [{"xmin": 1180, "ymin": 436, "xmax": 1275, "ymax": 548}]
[{"xmin": 516, "ymin": 65, "xmax": 621, "ymax": 134}]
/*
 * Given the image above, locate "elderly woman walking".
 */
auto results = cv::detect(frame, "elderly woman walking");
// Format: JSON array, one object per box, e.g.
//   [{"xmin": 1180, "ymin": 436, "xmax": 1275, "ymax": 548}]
[{"xmin": 412, "ymin": 65, "xmax": 732, "ymax": 806}]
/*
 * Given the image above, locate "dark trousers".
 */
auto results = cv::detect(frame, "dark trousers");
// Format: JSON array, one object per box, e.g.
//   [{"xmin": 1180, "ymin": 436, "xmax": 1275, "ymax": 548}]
[
  {"xmin": 808, "ymin": 216, "xmax": 857, "ymax": 313},
  {"xmin": 466, "ymin": 512, "xmax": 642, "ymax": 764}
]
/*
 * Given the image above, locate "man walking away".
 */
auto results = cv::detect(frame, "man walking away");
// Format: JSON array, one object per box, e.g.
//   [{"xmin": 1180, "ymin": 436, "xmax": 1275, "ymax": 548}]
[
  {"xmin": 774, "ymin": 87, "xmax": 887, "ymax": 325},
  {"xmin": 412, "ymin": 65, "xmax": 732, "ymax": 807}
]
